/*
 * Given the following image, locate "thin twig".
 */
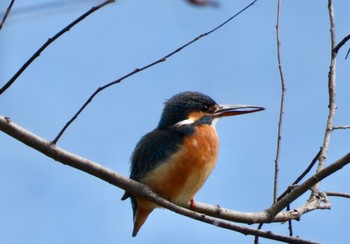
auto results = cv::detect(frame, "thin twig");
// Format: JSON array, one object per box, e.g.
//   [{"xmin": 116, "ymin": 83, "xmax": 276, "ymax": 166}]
[
  {"xmin": 256, "ymin": 148, "xmax": 321, "ymax": 242},
  {"xmin": 333, "ymin": 125, "xmax": 350, "ymax": 130},
  {"xmin": 345, "ymin": 47, "xmax": 350, "ymax": 59},
  {"xmin": 334, "ymin": 33, "xmax": 350, "ymax": 59},
  {"xmin": 254, "ymin": 223, "xmax": 264, "ymax": 244},
  {"xmin": 312, "ymin": 0, "xmax": 337, "ymax": 195},
  {"xmin": 333, "ymin": 33, "xmax": 350, "ymax": 54},
  {"xmin": 0, "ymin": 0, "xmax": 15, "ymax": 31},
  {"xmin": 273, "ymin": 0, "xmax": 286, "ymax": 204},
  {"xmin": 277, "ymin": 148, "xmax": 322, "ymax": 201},
  {"xmin": 0, "ymin": 0, "xmax": 115, "ymax": 95},
  {"xmin": 265, "ymin": 153, "xmax": 350, "ymax": 219},
  {"xmin": 0, "ymin": 115, "xmax": 324, "ymax": 244},
  {"xmin": 273, "ymin": 1, "xmax": 289, "ymax": 240},
  {"xmin": 52, "ymin": 0, "xmax": 258, "ymax": 144},
  {"xmin": 324, "ymin": 191, "xmax": 350, "ymax": 198}
]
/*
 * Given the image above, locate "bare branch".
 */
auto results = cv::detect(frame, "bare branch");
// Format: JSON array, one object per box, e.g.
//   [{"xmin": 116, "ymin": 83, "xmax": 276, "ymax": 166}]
[
  {"xmin": 333, "ymin": 125, "xmax": 350, "ymax": 130},
  {"xmin": 273, "ymin": 0, "xmax": 287, "ymax": 204},
  {"xmin": 256, "ymin": 148, "xmax": 321, "ymax": 242},
  {"xmin": 0, "ymin": 114, "xmax": 323, "ymax": 244},
  {"xmin": 1, "ymin": 115, "xmax": 349, "ymax": 244},
  {"xmin": 52, "ymin": 0, "xmax": 258, "ymax": 144},
  {"xmin": 313, "ymin": 0, "xmax": 338, "ymax": 194},
  {"xmin": 0, "ymin": 0, "xmax": 115, "ymax": 95},
  {"xmin": 346, "ymin": 47, "xmax": 350, "ymax": 59},
  {"xmin": 277, "ymin": 148, "xmax": 322, "ymax": 201},
  {"xmin": 0, "ymin": 0, "xmax": 15, "ymax": 31},
  {"xmin": 324, "ymin": 191, "xmax": 350, "ymax": 199},
  {"xmin": 266, "ymin": 152, "xmax": 350, "ymax": 219},
  {"xmin": 191, "ymin": 194, "xmax": 329, "ymax": 224},
  {"xmin": 333, "ymin": 33, "xmax": 350, "ymax": 54}
]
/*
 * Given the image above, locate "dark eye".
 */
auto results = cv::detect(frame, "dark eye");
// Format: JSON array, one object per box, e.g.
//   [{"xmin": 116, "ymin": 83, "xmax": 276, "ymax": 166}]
[
  {"xmin": 203, "ymin": 104, "xmax": 216, "ymax": 113},
  {"xmin": 207, "ymin": 105, "xmax": 216, "ymax": 113}
]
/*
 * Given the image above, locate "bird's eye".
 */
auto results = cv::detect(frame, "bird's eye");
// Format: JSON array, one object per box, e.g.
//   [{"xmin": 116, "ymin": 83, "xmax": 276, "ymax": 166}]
[
  {"xmin": 203, "ymin": 105, "xmax": 216, "ymax": 113},
  {"xmin": 207, "ymin": 105, "xmax": 216, "ymax": 113}
]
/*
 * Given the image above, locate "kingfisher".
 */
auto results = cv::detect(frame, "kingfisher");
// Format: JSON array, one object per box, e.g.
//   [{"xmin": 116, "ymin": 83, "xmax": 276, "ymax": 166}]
[{"xmin": 121, "ymin": 91, "xmax": 264, "ymax": 237}]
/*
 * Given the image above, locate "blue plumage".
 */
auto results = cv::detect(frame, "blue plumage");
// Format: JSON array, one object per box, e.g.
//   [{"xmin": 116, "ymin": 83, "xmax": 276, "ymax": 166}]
[
  {"xmin": 157, "ymin": 91, "xmax": 217, "ymax": 129},
  {"xmin": 130, "ymin": 91, "xmax": 217, "ymax": 182},
  {"xmin": 121, "ymin": 91, "xmax": 265, "ymax": 237},
  {"xmin": 130, "ymin": 128, "xmax": 192, "ymax": 181}
]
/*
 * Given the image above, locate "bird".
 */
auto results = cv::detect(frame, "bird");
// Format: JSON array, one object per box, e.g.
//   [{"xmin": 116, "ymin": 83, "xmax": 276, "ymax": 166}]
[{"xmin": 121, "ymin": 91, "xmax": 264, "ymax": 237}]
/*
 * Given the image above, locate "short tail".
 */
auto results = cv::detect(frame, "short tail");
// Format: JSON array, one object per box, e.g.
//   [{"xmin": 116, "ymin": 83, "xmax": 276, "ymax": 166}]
[{"xmin": 132, "ymin": 206, "xmax": 154, "ymax": 237}]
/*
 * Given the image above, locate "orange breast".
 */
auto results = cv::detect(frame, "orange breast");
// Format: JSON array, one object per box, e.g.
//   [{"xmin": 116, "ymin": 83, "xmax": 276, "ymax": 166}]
[{"xmin": 141, "ymin": 125, "xmax": 219, "ymax": 205}]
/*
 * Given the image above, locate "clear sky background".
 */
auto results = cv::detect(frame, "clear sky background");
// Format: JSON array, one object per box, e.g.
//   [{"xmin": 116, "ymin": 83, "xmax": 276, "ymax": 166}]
[{"xmin": 1, "ymin": 0, "xmax": 349, "ymax": 243}]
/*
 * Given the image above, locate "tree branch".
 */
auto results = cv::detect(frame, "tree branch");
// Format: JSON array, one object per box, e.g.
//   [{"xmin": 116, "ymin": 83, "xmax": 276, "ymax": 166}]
[
  {"xmin": 1, "ymin": 115, "xmax": 349, "ymax": 243},
  {"xmin": 273, "ymin": 0, "xmax": 287, "ymax": 205},
  {"xmin": 277, "ymin": 148, "xmax": 322, "ymax": 201},
  {"xmin": 332, "ymin": 125, "xmax": 350, "ymax": 130},
  {"xmin": 52, "ymin": 0, "xmax": 258, "ymax": 144},
  {"xmin": 333, "ymin": 33, "xmax": 350, "ymax": 54},
  {"xmin": 312, "ymin": 0, "xmax": 338, "ymax": 195},
  {"xmin": 255, "ymin": 148, "xmax": 321, "ymax": 243},
  {"xmin": 0, "ymin": 0, "xmax": 15, "ymax": 31},
  {"xmin": 324, "ymin": 191, "xmax": 350, "ymax": 199},
  {"xmin": 0, "ymin": 0, "xmax": 115, "ymax": 95},
  {"xmin": 266, "ymin": 152, "xmax": 350, "ymax": 219}
]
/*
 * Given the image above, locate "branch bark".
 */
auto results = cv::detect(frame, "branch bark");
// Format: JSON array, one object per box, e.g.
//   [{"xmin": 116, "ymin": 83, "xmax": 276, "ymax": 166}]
[
  {"xmin": 312, "ymin": 0, "xmax": 338, "ymax": 195},
  {"xmin": 1, "ymin": 115, "xmax": 349, "ymax": 243},
  {"xmin": 323, "ymin": 191, "xmax": 350, "ymax": 199},
  {"xmin": 273, "ymin": 0, "xmax": 286, "ymax": 204}
]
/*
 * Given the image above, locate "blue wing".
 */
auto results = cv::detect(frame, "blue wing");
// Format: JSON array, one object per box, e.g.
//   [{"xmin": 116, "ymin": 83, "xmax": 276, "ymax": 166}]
[
  {"xmin": 130, "ymin": 126, "xmax": 194, "ymax": 181},
  {"xmin": 121, "ymin": 125, "xmax": 194, "ymax": 201}
]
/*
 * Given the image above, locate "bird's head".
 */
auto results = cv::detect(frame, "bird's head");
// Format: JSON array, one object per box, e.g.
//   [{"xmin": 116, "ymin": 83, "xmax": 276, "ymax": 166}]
[{"xmin": 157, "ymin": 91, "xmax": 265, "ymax": 129}]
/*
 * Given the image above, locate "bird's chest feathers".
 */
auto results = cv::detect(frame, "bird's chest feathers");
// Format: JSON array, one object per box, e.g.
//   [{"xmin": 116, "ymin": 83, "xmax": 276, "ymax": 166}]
[{"xmin": 141, "ymin": 125, "xmax": 219, "ymax": 205}]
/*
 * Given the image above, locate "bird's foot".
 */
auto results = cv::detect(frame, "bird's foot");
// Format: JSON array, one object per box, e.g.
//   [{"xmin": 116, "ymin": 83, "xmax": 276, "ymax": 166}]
[{"xmin": 190, "ymin": 199, "xmax": 196, "ymax": 209}]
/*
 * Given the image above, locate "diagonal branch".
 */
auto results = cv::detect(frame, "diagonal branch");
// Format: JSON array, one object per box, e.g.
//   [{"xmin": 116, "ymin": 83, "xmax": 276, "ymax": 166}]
[
  {"xmin": 0, "ymin": 0, "xmax": 15, "ymax": 31},
  {"xmin": 1, "ymin": 115, "xmax": 349, "ymax": 243},
  {"xmin": 266, "ymin": 152, "xmax": 350, "ymax": 219},
  {"xmin": 255, "ymin": 148, "xmax": 321, "ymax": 243},
  {"xmin": 52, "ymin": 0, "xmax": 258, "ymax": 144},
  {"xmin": 0, "ymin": 0, "xmax": 115, "ymax": 95},
  {"xmin": 333, "ymin": 33, "xmax": 350, "ymax": 54},
  {"xmin": 277, "ymin": 148, "xmax": 322, "ymax": 201}
]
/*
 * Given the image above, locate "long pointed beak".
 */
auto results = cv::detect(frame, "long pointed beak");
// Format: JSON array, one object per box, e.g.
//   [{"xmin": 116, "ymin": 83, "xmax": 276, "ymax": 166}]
[{"xmin": 212, "ymin": 104, "xmax": 265, "ymax": 118}]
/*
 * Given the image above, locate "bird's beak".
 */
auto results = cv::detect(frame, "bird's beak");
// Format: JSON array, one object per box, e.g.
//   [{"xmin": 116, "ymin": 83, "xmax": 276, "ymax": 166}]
[{"xmin": 212, "ymin": 104, "xmax": 265, "ymax": 118}]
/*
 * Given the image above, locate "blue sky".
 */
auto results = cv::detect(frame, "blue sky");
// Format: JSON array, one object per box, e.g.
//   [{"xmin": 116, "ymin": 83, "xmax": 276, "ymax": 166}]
[{"xmin": 1, "ymin": 0, "xmax": 349, "ymax": 243}]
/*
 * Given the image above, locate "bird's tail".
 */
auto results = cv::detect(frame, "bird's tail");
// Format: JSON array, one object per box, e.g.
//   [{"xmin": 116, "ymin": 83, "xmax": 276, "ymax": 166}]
[{"xmin": 132, "ymin": 205, "xmax": 154, "ymax": 237}]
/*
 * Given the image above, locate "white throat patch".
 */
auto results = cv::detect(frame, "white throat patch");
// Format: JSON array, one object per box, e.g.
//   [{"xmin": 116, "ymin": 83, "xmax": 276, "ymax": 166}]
[{"xmin": 211, "ymin": 118, "xmax": 219, "ymax": 128}]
